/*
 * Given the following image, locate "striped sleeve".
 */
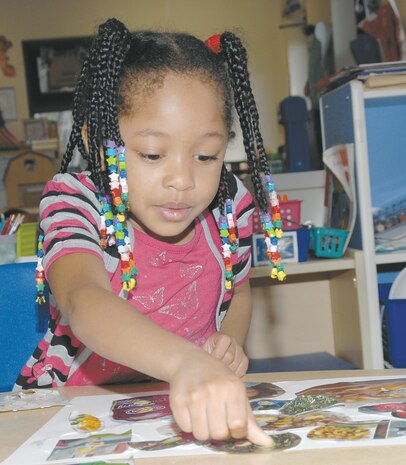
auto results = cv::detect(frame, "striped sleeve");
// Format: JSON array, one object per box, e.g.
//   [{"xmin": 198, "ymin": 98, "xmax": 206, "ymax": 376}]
[{"xmin": 39, "ymin": 172, "xmax": 103, "ymax": 277}]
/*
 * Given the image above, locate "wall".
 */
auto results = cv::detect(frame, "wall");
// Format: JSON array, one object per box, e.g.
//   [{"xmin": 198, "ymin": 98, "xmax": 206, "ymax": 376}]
[
  {"xmin": 2, "ymin": 0, "xmax": 406, "ymax": 145},
  {"xmin": 0, "ymin": 0, "xmax": 290, "ymax": 151},
  {"xmin": 2, "ymin": 1, "xmax": 406, "ymax": 360}
]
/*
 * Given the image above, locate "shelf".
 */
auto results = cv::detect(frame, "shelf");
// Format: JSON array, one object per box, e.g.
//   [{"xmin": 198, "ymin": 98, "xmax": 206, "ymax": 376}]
[
  {"xmin": 364, "ymin": 87, "xmax": 406, "ymax": 99},
  {"xmin": 250, "ymin": 254, "xmax": 355, "ymax": 279},
  {"xmin": 375, "ymin": 251, "xmax": 406, "ymax": 265}
]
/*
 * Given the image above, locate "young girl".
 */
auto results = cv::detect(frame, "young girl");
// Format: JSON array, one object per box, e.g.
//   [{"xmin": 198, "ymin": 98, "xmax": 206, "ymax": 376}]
[{"xmin": 16, "ymin": 18, "xmax": 285, "ymax": 445}]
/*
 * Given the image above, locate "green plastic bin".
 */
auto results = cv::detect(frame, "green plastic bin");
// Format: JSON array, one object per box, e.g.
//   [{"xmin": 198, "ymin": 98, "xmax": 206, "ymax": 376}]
[
  {"xmin": 16, "ymin": 222, "xmax": 38, "ymax": 257},
  {"xmin": 309, "ymin": 227, "xmax": 349, "ymax": 258}
]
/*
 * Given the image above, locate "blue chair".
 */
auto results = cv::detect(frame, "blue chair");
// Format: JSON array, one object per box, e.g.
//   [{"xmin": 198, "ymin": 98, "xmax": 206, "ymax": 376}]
[{"xmin": 0, "ymin": 262, "xmax": 48, "ymax": 391}]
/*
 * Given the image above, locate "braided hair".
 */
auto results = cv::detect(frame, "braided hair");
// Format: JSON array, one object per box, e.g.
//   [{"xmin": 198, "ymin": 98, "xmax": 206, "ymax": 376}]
[{"xmin": 50, "ymin": 18, "xmax": 284, "ymax": 301}]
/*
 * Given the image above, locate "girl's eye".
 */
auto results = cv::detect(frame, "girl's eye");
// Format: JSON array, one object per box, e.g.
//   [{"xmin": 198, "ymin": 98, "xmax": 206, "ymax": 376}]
[
  {"xmin": 195, "ymin": 154, "xmax": 218, "ymax": 162},
  {"xmin": 138, "ymin": 153, "xmax": 161, "ymax": 161}
]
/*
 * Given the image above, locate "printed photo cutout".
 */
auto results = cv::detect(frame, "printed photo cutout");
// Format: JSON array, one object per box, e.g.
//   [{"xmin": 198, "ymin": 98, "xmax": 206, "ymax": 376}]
[
  {"xmin": 359, "ymin": 402, "xmax": 406, "ymax": 415},
  {"xmin": 388, "ymin": 420, "xmax": 406, "ymax": 437},
  {"xmin": 0, "ymin": 389, "xmax": 68, "ymax": 412},
  {"xmin": 307, "ymin": 420, "xmax": 389, "ymax": 441},
  {"xmin": 250, "ymin": 399, "xmax": 288, "ymax": 412},
  {"xmin": 48, "ymin": 430, "xmax": 131, "ymax": 461},
  {"xmin": 297, "ymin": 378, "xmax": 406, "ymax": 403},
  {"xmin": 256, "ymin": 410, "xmax": 351, "ymax": 431},
  {"xmin": 111, "ymin": 395, "xmax": 171, "ymax": 421},
  {"xmin": 129, "ymin": 433, "xmax": 197, "ymax": 451},
  {"xmin": 69, "ymin": 411, "xmax": 104, "ymax": 433},
  {"xmin": 279, "ymin": 395, "xmax": 340, "ymax": 415},
  {"xmin": 205, "ymin": 432, "xmax": 301, "ymax": 453},
  {"xmin": 245, "ymin": 382, "xmax": 285, "ymax": 400}
]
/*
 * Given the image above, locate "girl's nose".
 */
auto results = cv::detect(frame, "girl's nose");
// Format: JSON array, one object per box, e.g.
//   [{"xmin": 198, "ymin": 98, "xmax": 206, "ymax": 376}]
[{"xmin": 163, "ymin": 158, "xmax": 195, "ymax": 191}]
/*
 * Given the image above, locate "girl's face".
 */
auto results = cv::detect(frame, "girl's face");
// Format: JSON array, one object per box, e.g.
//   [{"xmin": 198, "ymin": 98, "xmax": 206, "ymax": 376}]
[{"xmin": 119, "ymin": 73, "xmax": 228, "ymax": 245}]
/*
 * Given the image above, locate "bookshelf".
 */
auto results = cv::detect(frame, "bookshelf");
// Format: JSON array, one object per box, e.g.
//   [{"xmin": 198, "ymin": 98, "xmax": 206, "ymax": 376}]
[
  {"xmin": 249, "ymin": 249, "xmax": 368, "ymax": 369},
  {"xmin": 250, "ymin": 254, "xmax": 356, "ymax": 278},
  {"xmin": 320, "ymin": 80, "xmax": 406, "ymax": 369}
]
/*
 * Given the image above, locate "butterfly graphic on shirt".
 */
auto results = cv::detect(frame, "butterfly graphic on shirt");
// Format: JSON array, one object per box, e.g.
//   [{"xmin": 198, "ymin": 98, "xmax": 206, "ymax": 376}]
[
  {"xmin": 149, "ymin": 251, "xmax": 167, "ymax": 267},
  {"xmin": 132, "ymin": 287, "xmax": 165, "ymax": 310},
  {"xmin": 158, "ymin": 281, "xmax": 198, "ymax": 320},
  {"xmin": 179, "ymin": 264, "xmax": 202, "ymax": 279}
]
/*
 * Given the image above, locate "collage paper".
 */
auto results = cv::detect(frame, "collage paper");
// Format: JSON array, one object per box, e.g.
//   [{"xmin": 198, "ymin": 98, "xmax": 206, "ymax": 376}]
[{"xmin": 3, "ymin": 376, "xmax": 406, "ymax": 464}]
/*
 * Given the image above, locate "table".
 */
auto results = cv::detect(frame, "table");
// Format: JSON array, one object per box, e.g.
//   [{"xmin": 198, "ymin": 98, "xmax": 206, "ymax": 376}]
[{"xmin": 1, "ymin": 370, "xmax": 406, "ymax": 465}]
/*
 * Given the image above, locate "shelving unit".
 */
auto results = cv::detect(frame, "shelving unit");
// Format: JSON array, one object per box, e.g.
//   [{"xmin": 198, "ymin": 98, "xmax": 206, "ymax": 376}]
[
  {"xmin": 250, "ymin": 254, "xmax": 356, "ymax": 278},
  {"xmin": 249, "ymin": 249, "xmax": 368, "ymax": 369},
  {"xmin": 320, "ymin": 80, "xmax": 406, "ymax": 369}
]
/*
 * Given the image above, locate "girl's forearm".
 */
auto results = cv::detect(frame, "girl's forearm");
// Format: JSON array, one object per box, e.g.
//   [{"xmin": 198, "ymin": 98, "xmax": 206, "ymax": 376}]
[
  {"xmin": 66, "ymin": 285, "xmax": 205, "ymax": 382},
  {"xmin": 220, "ymin": 280, "xmax": 252, "ymax": 346}
]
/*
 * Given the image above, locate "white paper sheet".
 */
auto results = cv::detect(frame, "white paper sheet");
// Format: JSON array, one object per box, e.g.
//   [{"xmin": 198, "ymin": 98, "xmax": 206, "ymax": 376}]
[{"xmin": 4, "ymin": 376, "xmax": 406, "ymax": 465}]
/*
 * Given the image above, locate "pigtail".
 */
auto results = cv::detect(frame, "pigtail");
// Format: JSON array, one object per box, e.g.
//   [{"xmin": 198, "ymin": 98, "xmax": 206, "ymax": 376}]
[
  {"xmin": 59, "ymin": 18, "xmax": 131, "ymax": 192},
  {"xmin": 58, "ymin": 19, "xmax": 137, "ymax": 297},
  {"xmin": 216, "ymin": 165, "xmax": 239, "ymax": 290},
  {"xmin": 220, "ymin": 32, "xmax": 268, "ymax": 212},
  {"xmin": 206, "ymin": 32, "xmax": 286, "ymax": 282}
]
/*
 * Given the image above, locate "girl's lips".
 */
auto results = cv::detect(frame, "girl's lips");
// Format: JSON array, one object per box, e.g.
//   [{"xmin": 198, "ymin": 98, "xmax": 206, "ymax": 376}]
[{"xmin": 156, "ymin": 203, "xmax": 192, "ymax": 222}]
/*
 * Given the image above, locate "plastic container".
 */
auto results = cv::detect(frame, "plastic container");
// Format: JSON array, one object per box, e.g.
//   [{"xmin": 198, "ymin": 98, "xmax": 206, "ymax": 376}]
[
  {"xmin": 16, "ymin": 222, "xmax": 38, "ymax": 257},
  {"xmin": 0, "ymin": 234, "xmax": 17, "ymax": 264},
  {"xmin": 385, "ymin": 299, "xmax": 406, "ymax": 367},
  {"xmin": 383, "ymin": 268, "xmax": 406, "ymax": 367},
  {"xmin": 279, "ymin": 199, "xmax": 302, "ymax": 230},
  {"xmin": 296, "ymin": 228, "xmax": 310, "ymax": 262},
  {"xmin": 309, "ymin": 227, "xmax": 349, "ymax": 258}
]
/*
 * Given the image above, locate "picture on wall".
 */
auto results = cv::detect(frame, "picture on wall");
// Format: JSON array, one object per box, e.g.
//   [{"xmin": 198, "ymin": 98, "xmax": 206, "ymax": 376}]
[{"xmin": 22, "ymin": 36, "xmax": 91, "ymax": 115}]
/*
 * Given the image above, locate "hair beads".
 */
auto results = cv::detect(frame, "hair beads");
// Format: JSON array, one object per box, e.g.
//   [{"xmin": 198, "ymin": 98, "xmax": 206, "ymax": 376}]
[
  {"xmin": 35, "ymin": 234, "xmax": 46, "ymax": 303},
  {"xmin": 205, "ymin": 32, "xmax": 285, "ymax": 283},
  {"xmin": 100, "ymin": 140, "xmax": 137, "ymax": 294},
  {"xmin": 219, "ymin": 198, "xmax": 238, "ymax": 290},
  {"xmin": 262, "ymin": 174, "xmax": 286, "ymax": 281}
]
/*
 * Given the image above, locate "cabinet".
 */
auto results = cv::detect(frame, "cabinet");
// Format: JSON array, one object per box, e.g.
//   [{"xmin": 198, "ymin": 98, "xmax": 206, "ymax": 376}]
[
  {"xmin": 320, "ymin": 80, "xmax": 406, "ymax": 369},
  {"xmin": 249, "ymin": 250, "xmax": 367, "ymax": 369},
  {"xmin": 246, "ymin": 169, "xmax": 368, "ymax": 368}
]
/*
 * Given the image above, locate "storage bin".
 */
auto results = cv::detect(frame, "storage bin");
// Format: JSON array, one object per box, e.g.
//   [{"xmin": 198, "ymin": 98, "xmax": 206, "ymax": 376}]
[
  {"xmin": 0, "ymin": 234, "xmax": 16, "ymax": 264},
  {"xmin": 385, "ymin": 299, "xmax": 406, "ymax": 368},
  {"xmin": 279, "ymin": 199, "xmax": 302, "ymax": 230},
  {"xmin": 296, "ymin": 228, "xmax": 310, "ymax": 262},
  {"xmin": 309, "ymin": 227, "xmax": 349, "ymax": 258},
  {"xmin": 252, "ymin": 199, "xmax": 303, "ymax": 233}
]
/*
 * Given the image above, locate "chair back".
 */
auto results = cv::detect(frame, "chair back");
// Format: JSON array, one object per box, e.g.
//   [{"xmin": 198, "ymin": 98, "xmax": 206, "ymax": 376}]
[{"xmin": 0, "ymin": 262, "xmax": 48, "ymax": 391}]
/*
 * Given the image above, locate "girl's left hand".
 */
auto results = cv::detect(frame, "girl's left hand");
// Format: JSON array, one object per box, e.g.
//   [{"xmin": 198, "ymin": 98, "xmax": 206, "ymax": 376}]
[{"xmin": 203, "ymin": 332, "xmax": 249, "ymax": 377}]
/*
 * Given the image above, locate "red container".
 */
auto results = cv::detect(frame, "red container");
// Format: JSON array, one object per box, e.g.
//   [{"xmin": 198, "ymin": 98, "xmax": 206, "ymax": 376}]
[
  {"xmin": 280, "ymin": 199, "xmax": 302, "ymax": 230},
  {"xmin": 252, "ymin": 200, "xmax": 302, "ymax": 232}
]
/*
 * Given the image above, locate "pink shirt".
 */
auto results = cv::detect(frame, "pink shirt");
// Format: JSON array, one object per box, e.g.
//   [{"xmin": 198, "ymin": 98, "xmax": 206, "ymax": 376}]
[
  {"xmin": 68, "ymin": 215, "xmax": 221, "ymax": 385},
  {"xmin": 15, "ymin": 172, "xmax": 254, "ymax": 388}
]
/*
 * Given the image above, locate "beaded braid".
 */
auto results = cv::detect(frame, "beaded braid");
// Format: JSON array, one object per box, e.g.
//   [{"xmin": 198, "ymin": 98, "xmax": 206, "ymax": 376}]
[
  {"xmin": 217, "ymin": 165, "xmax": 239, "ymax": 290},
  {"xmin": 37, "ymin": 19, "xmax": 137, "ymax": 301},
  {"xmin": 206, "ymin": 33, "xmax": 286, "ymax": 281}
]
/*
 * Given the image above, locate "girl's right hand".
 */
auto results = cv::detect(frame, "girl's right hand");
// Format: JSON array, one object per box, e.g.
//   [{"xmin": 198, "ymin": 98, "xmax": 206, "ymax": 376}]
[{"xmin": 168, "ymin": 354, "xmax": 273, "ymax": 447}]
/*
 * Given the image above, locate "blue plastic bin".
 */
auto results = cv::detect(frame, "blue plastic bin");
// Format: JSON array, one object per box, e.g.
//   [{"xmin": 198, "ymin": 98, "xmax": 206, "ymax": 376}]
[
  {"xmin": 296, "ymin": 228, "xmax": 310, "ymax": 262},
  {"xmin": 385, "ymin": 299, "xmax": 406, "ymax": 368}
]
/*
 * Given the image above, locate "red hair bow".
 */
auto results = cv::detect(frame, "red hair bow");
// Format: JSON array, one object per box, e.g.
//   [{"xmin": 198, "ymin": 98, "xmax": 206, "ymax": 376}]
[{"xmin": 205, "ymin": 34, "xmax": 221, "ymax": 53}]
